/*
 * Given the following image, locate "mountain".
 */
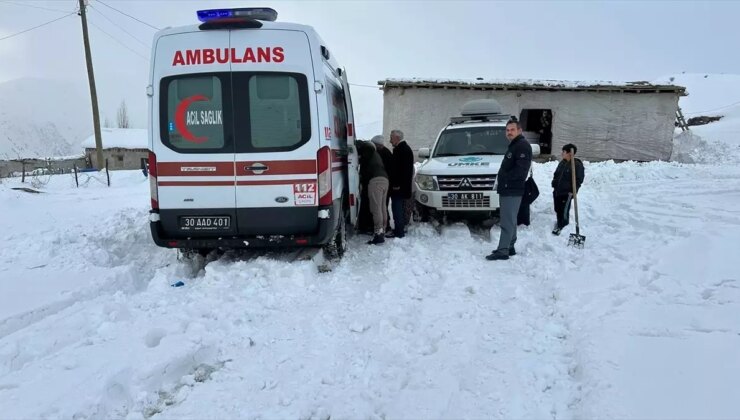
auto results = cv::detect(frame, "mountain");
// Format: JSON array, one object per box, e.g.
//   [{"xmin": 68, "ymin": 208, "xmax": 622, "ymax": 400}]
[{"xmin": 0, "ymin": 78, "xmax": 92, "ymax": 159}]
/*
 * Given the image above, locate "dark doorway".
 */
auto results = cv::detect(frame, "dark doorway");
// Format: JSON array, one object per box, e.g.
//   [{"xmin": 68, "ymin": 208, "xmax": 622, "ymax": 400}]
[{"xmin": 519, "ymin": 109, "xmax": 553, "ymax": 155}]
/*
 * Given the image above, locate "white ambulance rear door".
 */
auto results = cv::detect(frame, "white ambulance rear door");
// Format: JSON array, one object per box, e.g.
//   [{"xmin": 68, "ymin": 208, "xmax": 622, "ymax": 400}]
[
  {"xmin": 339, "ymin": 69, "xmax": 360, "ymax": 226},
  {"xmin": 152, "ymin": 30, "xmax": 235, "ymax": 211},
  {"xmin": 228, "ymin": 28, "xmax": 318, "ymax": 211}
]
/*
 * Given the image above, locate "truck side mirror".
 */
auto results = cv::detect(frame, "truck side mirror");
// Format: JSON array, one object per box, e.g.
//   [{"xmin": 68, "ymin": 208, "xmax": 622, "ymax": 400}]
[{"xmin": 418, "ymin": 147, "xmax": 430, "ymax": 158}]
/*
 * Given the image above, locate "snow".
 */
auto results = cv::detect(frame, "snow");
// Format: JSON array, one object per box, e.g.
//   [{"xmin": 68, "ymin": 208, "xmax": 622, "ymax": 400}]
[
  {"xmin": 0, "ymin": 78, "xmax": 92, "ymax": 160},
  {"xmin": 2, "ymin": 156, "xmax": 740, "ymax": 418},
  {"xmin": 382, "ymin": 77, "xmax": 681, "ymax": 90},
  {"xmin": 657, "ymin": 73, "xmax": 740, "ymax": 149},
  {"xmin": 80, "ymin": 128, "xmax": 148, "ymax": 150}
]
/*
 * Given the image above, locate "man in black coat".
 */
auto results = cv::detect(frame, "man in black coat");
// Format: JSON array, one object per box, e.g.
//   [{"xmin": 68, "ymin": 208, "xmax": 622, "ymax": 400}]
[
  {"xmin": 486, "ymin": 118, "xmax": 532, "ymax": 261},
  {"xmin": 388, "ymin": 129, "xmax": 414, "ymax": 238},
  {"xmin": 551, "ymin": 143, "xmax": 585, "ymax": 235}
]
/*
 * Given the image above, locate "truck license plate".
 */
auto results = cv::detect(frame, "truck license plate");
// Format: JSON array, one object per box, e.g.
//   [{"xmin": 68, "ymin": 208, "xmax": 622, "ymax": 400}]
[{"xmin": 447, "ymin": 193, "xmax": 484, "ymax": 200}]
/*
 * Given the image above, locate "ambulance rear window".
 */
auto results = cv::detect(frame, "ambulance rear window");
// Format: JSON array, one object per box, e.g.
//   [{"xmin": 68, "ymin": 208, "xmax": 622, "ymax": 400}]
[
  {"xmin": 233, "ymin": 72, "xmax": 311, "ymax": 152},
  {"xmin": 161, "ymin": 75, "xmax": 227, "ymax": 152}
]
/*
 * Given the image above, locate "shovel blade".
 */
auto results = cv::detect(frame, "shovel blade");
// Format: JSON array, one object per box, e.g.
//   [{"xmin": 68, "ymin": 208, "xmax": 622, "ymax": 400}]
[{"xmin": 568, "ymin": 233, "xmax": 586, "ymax": 249}]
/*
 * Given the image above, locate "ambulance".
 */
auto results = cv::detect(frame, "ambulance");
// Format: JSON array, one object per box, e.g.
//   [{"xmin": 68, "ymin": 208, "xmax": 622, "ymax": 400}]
[{"xmin": 147, "ymin": 7, "xmax": 359, "ymax": 258}]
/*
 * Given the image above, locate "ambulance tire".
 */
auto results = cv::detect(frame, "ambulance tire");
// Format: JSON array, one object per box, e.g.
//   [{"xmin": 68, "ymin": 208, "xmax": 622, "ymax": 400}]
[{"xmin": 324, "ymin": 209, "xmax": 348, "ymax": 260}]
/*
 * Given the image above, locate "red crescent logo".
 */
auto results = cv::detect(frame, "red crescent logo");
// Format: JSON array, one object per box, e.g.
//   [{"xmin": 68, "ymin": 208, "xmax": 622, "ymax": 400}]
[{"xmin": 174, "ymin": 94, "xmax": 209, "ymax": 144}]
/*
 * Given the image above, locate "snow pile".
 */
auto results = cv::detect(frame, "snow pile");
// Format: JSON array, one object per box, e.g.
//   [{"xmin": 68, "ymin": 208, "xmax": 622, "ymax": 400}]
[
  {"xmin": 670, "ymin": 130, "xmax": 740, "ymax": 164},
  {"xmin": 1, "ymin": 160, "xmax": 740, "ymax": 418}
]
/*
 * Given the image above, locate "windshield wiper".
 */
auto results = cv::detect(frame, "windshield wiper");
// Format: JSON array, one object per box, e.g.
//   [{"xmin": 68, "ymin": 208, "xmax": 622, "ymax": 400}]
[
  {"xmin": 463, "ymin": 152, "xmax": 501, "ymax": 156},
  {"xmin": 434, "ymin": 153, "xmax": 461, "ymax": 157}
]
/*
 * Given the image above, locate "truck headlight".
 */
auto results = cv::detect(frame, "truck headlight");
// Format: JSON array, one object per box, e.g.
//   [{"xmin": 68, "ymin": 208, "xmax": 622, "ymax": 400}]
[{"xmin": 415, "ymin": 174, "xmax": 437, "ymax": 191}]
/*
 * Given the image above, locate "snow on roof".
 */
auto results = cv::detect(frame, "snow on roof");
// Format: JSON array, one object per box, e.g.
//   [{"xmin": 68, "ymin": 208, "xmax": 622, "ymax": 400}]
[
  {"xmin": 379, "ymin": 77, "xmax": 686, "ymax": 94},
  {"xmin": 81, "ymin": 128, "xmax": 147, "ymax": 150}
]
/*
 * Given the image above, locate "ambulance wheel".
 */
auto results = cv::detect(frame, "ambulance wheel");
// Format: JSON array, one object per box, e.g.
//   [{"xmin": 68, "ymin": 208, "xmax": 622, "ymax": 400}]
[{"xmin": 324, "ymin": 210, "xmax": 348, "ymax": 260}]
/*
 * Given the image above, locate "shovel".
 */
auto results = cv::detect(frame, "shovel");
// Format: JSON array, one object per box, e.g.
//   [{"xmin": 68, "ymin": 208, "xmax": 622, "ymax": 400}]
[{"xmin": 567, "ymin": 155, "xmax": 586, "ymax": 248}]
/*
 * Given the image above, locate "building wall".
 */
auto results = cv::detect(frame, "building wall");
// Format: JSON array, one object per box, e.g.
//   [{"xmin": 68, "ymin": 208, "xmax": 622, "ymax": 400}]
[
  {"xmin": 381, "ymin": 88, "xmax": 680, "ymax": 161},
  {"xmin": 86, "ymin": 148, "xmax": 149, "ymax": 170}
]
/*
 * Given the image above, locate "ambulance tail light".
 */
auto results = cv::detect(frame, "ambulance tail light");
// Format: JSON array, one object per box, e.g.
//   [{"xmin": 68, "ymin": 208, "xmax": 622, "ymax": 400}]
[
  {"xmin": 148, "ymin": 151, "xmax": 159, "ymax": 210},
  {"xmin": 317, "ymin": 146, "xmax": 332, "ymax": 206}
]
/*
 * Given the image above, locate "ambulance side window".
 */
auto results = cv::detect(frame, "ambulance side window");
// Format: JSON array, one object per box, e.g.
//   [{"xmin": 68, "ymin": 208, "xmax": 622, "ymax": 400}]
[
  {"xmin": 160, "ymin": 74, "xmax": 229, "ymax": 153},
  {"xmin": 325, "ymin": 80, "xmax": 347, "ymax": 146},
  {"xmin": 232, "ymin": 72, "xmax": 310, "ymax": 153}
]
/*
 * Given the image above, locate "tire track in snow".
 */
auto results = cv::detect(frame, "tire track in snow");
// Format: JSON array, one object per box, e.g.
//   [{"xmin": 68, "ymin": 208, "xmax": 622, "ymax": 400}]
[{"xmin": 0, "ymin": 208, "xmax": 174, "ymax": 377}]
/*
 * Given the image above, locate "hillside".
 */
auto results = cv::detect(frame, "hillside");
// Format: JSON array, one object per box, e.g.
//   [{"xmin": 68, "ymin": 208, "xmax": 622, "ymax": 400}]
[
  {"xmin": 0, "ymin": 78, "xmax": 92, "ymax": 159},
  {"xmin": 655, "ymin": 73, "xmax": 740, "ymax": 147}
]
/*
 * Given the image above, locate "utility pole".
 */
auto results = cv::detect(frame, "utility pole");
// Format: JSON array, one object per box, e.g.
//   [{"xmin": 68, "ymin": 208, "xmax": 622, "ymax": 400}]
[{"xmin": 78, "ymin": 0, "xmax": 104, "ymax": 170}]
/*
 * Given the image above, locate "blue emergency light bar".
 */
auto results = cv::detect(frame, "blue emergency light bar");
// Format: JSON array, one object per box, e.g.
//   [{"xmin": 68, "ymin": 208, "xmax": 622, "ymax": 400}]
[{"xmin": 197, "ymin": 7, "xmax": 278, "ymax": 22}]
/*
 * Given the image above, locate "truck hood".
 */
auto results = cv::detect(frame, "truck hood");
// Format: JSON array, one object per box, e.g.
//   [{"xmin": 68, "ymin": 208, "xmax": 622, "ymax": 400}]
[{"xmin": 416, "ymin": 155, "xmax": 504, "ymax": 176}]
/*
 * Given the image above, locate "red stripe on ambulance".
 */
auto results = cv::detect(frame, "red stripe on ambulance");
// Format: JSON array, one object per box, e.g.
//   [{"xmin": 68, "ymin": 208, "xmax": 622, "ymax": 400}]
[
  {"xmin": 235, "ymin": 160, "xmax": 316, "ymax": 176},
  {"xmin": 157, "ymin": 162, "xmax": 234, "ymax": 176}
]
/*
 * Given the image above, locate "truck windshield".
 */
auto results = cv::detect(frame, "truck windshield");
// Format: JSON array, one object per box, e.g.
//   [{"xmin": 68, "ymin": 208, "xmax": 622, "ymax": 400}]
[{"xmin": 433, "ymin": 126, "xmax": 508, "ymax": 157}]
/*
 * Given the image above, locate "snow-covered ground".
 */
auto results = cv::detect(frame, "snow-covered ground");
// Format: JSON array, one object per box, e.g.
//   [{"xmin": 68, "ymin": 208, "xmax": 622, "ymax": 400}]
[{"xmin": 2, "ymin": 153, "xmax": 740, "ymax": 418}]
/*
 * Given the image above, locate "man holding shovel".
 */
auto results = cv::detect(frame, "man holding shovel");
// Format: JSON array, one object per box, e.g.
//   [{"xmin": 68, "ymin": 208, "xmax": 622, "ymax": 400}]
[{"xmin": 551, "ymin": 143, "xmax": 585, "ymax": 236}]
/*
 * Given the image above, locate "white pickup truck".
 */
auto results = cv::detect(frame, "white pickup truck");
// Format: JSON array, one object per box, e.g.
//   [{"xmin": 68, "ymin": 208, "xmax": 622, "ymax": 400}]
[{"xmin": 413, "ymin": 100, "xmax": 539, "ymax": 222}]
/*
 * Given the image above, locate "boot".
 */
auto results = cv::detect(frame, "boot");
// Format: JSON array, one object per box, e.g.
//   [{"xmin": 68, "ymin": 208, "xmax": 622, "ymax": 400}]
[
  {"xmin": 485, "ymin": 251, "xmax": 509, "ymax": 261},
  {"xmin": 367, "ymin": 234, "xmax": 385, "ymax": 245}
]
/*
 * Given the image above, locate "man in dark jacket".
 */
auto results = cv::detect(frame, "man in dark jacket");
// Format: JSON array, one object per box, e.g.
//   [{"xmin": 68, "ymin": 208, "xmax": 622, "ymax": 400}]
[
  {"xmin": 371, "ymin": 135, "xmax": 393, "ymax": 233},
  {"xmin": 388, "ymin": 129, "xmax": 414, "ymax": 238},
  {"xmin": 486, "ymin": 118, "xmax": 532, "ymax": 261},
  {"xmin": 551, "ymin": 143, "xmax": 585, "ymax": 235},
  {"xmin": 357, "ymin": 141, "xmax": 389, "ymax": 244}
]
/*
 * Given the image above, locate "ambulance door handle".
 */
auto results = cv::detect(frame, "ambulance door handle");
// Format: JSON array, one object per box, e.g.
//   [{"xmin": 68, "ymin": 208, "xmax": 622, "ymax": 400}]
[{"xmin": 246, "ymin": 164, "xmax": 269, "ymax": 172}]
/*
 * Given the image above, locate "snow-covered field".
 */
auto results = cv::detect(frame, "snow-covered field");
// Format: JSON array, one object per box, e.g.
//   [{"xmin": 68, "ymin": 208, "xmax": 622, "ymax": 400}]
[{"xmin": 2, "ymin": 150, "xmax": 740, "ymax": 418}]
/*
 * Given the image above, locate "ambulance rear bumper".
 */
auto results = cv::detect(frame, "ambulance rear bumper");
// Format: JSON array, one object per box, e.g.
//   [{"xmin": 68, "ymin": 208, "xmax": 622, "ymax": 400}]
[{"xmin": 149, "ymin": 204, "xmax": 338, "ymax": 249}]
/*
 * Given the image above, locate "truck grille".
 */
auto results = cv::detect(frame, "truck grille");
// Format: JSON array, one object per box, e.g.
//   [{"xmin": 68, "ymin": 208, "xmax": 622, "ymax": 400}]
[
  {"xmin": 437, "ymin": 175, "xmax": 496, "ymax": 191},
  {"xmin": 442, "ymin": 196, "xmax": 491, "ymax": 208}
]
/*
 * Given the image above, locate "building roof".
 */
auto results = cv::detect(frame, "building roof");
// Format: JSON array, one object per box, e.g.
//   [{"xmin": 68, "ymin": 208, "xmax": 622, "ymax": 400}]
[
  {"xmin": 379, "ymin": 78, "xmax": 686, "ymax": 94},
  {"xmin": 81, "ymin": 128, "xmax": 147, "ymax": 150}
]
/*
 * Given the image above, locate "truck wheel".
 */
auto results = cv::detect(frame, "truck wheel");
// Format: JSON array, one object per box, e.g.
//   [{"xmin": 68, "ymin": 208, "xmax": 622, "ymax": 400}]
[{"xmin": 414, "ymin": 202, "xmax": 431, "ymax": 223}]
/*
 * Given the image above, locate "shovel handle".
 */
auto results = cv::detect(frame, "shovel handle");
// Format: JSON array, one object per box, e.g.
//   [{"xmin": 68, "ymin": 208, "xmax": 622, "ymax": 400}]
[{"xmin": 569, "ymin": 154, "xmax": 580, "ymax": 235}]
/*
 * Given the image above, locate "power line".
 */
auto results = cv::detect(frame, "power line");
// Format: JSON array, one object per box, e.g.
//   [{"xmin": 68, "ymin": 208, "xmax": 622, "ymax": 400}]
[
  {"xmin": 96, "ymin": 0, "xmax": 159, "ymax": 30},
  {"xmin": 88, "ymin": 20, "xmax": 148, "ymax": 61},
  {"xmin": 0, "ymin": 0, "xmax": 73, "ymax": 14},
  {"xmin": 350, "ymin": 83, "xmax": 381, "ymax": 89},
  {"xmin": 0, "ymin": 12, "xmax": 76, "ymax": 42},
  {"xmin": 89, "ymin": 5, "xmax": 149, "ymax": 48},
  {"xmin": 685, "ymin": 99, "xmax": 740, "ymax": 116}
]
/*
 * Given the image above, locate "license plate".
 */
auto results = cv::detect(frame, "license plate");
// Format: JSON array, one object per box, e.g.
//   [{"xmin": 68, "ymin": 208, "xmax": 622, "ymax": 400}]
[
  {"xmin": 447, "ymin": 193, "xmax": 484, "ymax": 200},
  {"xmin": 179, "ymin": 216, "xmax": 230, "ymax": 231}
]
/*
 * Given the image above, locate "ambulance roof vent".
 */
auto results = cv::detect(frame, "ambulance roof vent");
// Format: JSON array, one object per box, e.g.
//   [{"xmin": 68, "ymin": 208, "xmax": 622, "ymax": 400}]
[
  {"xmin": 460, "ymin": 99, "xmax": 503, "ymax": 116},
  {"xmin": 197, "ymin": 7, "xmax": 278, "ymax": 23}
]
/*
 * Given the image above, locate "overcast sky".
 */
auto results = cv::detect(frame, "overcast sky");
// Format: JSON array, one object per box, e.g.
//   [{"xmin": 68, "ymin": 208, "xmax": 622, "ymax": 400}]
[{"xmin": 1, "ymin": 0, "xmax": 740, "ymax": 138}]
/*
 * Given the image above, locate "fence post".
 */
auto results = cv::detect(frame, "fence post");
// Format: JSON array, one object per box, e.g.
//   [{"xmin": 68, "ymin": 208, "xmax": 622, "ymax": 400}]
[
  {"xmin": 21, "ymin": 160, "xmax": 26, "ymax": 183},
  {"xmin": 74, "ymin": 165, "xmax": 79, "ymax": 188},
  {"xmin": 105, "ymin": 158, "xmax": 110, "ymax": 187}
]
